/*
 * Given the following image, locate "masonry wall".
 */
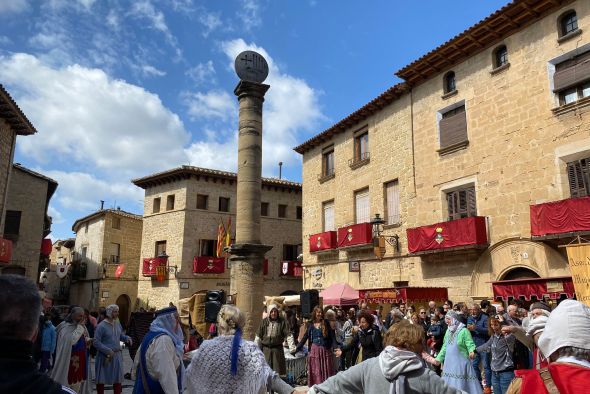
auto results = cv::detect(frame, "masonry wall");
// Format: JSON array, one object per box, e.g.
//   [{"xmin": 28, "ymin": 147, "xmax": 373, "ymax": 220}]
[
  {"xmin": 5, "ymin": 168, "xmax": 48, "ymax": 282},
  {"xmin": 0, "ymin": 119, "xmax": 15, "ymax": 233}
]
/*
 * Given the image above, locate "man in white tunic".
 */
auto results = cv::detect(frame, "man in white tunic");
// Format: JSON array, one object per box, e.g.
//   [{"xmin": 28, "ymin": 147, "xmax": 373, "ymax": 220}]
[{"xmin": 133, "ymin": 306, "xmax": 184, "ymax": 394}]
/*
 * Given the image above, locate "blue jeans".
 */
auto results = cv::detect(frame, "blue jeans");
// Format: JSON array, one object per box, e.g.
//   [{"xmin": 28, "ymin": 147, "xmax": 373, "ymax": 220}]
[
  {"xmin": 492, "ymin": 370, "xmax": 515, "ymax": 394},
  {"xmin": 472, "ymin": 351, "xmax": 492, "ymax": 387}
]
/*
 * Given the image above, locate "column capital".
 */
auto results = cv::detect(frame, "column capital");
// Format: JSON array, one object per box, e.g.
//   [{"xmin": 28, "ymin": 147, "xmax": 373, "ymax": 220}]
[
  {"xmin": 234, "ymin": 81, "xmax": 270, "ymax": 100},
  {"xmin": 228, "ymin": 243, "xmax": 273, "ymax": 260}
]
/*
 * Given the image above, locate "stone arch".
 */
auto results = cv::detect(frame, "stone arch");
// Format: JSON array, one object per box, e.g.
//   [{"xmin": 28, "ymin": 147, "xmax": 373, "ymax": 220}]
[
  {"xmin": 116, "ymin": 294, "xmax": 131, "ymax": 328},
  {"xmin": 470, "ymin": 238, "xmax": 569, "ymax": 299},
  {"xmin": 500, "ymin": 267, "xmax": 541, "ymax": 281}
]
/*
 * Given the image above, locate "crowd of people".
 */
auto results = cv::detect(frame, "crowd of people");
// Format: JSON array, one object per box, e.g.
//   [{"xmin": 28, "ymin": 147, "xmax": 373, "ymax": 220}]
[{"xmin": 1, "ymin": 273, "xmax": 589, "ymax": 393}]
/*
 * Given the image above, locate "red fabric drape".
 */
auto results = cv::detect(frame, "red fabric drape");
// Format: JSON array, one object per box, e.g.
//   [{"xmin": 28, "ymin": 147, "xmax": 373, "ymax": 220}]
[
  {"xmin": 530, "ymin": 197, "xmax": 590, "ymax": 236},
  {"xmin": 193, "ymin": 256, "xmax": 225, "ymax": 274},
  {"xmin": 280, "ymin": 261, "xmax": 303, "ymax": 277},
  {"xmin": 492, "ymin": 277, "xmax": 575, "ymax": 300},
  {"xmin": 0, "ymin": 238, "xmax": 12, "ymax": 264},
  {"xmin": 309, "ymin": 231, "xmax": 338, "ymax": 252},
  {"xmin": 337, "ymin": 223, "xmax": 373, "ymax": 248},
  {"xmin": 142, "ymin": 257, "xmax": 166, "ymax": 276},
  {"xmin": 359, "ymin": 287, "xmax": 448, "ymax": 304},
  {"xmin": 41, "ymin": 238, "xmax": 53, "ymax": 256},
  {"xmin": 406, "ymin": 216, "xmax": 488, "ymax": 254}
]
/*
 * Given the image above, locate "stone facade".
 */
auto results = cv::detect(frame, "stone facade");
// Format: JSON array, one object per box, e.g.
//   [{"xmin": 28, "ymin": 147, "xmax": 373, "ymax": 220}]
[
  {"xmin": 133, "ymin": 166, "xmax": 303, "ymax": 310},
  {"xmin": 297, "ymin": 1, "xmax": 588, "ymax": 303},
  {"xmin": 68, "ymin": 209, "xmax": 142, "ymax": 325}
]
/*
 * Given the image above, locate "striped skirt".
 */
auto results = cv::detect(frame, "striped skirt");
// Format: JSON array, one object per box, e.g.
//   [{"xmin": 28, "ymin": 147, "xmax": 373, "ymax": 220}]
[{"xmin": 307, "ymin": 344, "xmax": 335, "ymax": 386}]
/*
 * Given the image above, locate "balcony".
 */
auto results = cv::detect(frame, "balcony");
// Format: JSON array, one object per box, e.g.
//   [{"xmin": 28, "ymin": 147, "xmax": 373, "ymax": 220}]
[
  {"xmin": 309, "ymin": 231, "xmax": 338, "ymax": 253},
  {"xmin": 0, "ymin": 238, "xmax": 13, "ymax": 264},
  {"xmin": 348, "ymin": 152, "xmax": 370, "ymax": 170},
  {"xmin": 317, "ymin": 168, "xmax": 335, "ymax": 184},
  {"xmin": 530, "ymin": 197, "xmax": 590, "ymax": 239},
  {"xmin": 337, "ymin": 222, "xmax": 373, "ymax": 249},
  {"xmin": 280, "ymin": 260, "xmax": 303, "ymax": 277},
  {"xmin": 406, "ymin": 216, "xmax": 488, "ymax": 255},
  {"xmin": 193, "ymin": 256, "xmax": 225, "ymax": 274},
  {"xmin": 142, "ymin": 257, "xmax": 168, "ymax": 277}
]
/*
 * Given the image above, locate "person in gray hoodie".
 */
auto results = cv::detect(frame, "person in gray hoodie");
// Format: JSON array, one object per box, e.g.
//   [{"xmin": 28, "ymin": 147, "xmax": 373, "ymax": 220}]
[{"xmin": 310, "ymin": 320, "xmax": 465, "ymax": 394}]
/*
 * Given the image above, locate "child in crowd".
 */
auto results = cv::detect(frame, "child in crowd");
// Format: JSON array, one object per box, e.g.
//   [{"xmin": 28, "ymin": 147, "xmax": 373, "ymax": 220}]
[{"xmin": 426, "ymin": 315, "xmax": 442, "ymax": 356}]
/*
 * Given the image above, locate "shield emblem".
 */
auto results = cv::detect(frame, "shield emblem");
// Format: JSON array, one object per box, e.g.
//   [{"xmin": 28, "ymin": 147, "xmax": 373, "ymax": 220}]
[
  {"xmin": 56, "ymin": 262, "xmax": 69, "ymax": 278},
  {"xmin": 316, "ymin": 236, "xmax": 321, "ymax": 248},
  {"xmin": 282, "ymin": 261, "xmax": 289, "ymax": 275}
]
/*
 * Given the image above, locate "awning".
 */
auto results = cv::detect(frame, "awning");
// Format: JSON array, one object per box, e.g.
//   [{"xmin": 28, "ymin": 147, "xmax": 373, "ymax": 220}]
[
  {"xmin": 320, "ymin": 283, "xmax": 359, "ymax": 306},
  {"xmin": 492, "ymin": 276, "xmax": 575, "ymax": 301},
  {"xmin": 359, "ymin": 287, "xmax": 448, "ymax": 304}
]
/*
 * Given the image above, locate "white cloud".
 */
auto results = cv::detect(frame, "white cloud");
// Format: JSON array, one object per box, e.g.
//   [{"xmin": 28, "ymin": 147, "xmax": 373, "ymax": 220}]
[
  {"xmin": 199, "ymin": 11, "xmax": 222, "ymax": 37},
  {"xmin": 130, "ymin": 0, "xmax": 182, "ymax": 60},
  {"xmin": 106, "ymin": 9, "xmax": 120, "ymax": 29},
  {"xmin": 183, "ymin": 90, "xmax": 236, "ymax": 120},
  {"xmin": 43, "ymin": 170, "xmax": 143, "ymax": 212},
  {"xmin": 77, "ymin": 0, "xmax": 96, "ymax": 10},
  {"xmin": 185, "ymin": 135, "xmax": 238, "ymax": 173},
  {"xmin": 0, "ymin": 53, "xmax": 190, "ymax": 178},
  {"xmin": 0, "ymin": 0, "xmax": 29, "ymax": 14},
  {"xmin": 142, "ymin": 64, "xmax": 167, "ymax": 77},
  {"xmin": 0, "ymin": 36, "xmax": 12, "ymax": 45},
  {"xmin": 186, "ymin": 60, "xmax": 215, "ymax": 85},
  {"xmin": 237, "ymin": 0, "xmax": 262, "ymax": 31},
  {"xmin": 48, "ymin": 204, "xmax": 64, "ymax": 224}
]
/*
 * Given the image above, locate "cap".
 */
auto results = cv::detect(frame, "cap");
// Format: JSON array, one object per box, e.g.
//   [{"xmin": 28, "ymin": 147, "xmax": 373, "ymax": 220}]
[{"xmin": 155, "ymin": 306, "xmax": 178, "ymax": 317}]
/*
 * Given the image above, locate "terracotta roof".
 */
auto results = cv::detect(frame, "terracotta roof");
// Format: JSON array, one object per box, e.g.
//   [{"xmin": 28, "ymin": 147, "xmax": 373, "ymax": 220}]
[
  {"xmin": 132, "ymin": 165, "xmax": 302, "ymax": 190},
  {"xmin": 13, "ymin": 163, "xmax": 58, "ymax": 199},
  {"xmin": 395, "ymin": 0, "xmax": 574, "ymax": 85},
  {"xmin": 293, "ymin": 83, "xmax": 409, "ymax": 154},
  {"xmin": 72, "ymin": 208, "xmax": 142, "ymax": 232},
  {"xmin": 0, "ymin": 84, "xmax": 36, "ymax": 135}
]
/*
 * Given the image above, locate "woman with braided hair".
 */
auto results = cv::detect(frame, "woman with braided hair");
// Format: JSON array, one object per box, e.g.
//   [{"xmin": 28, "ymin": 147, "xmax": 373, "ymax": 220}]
[{"xmin": 184, "ymin": 305, "xmax": 305, "ymax": 394}]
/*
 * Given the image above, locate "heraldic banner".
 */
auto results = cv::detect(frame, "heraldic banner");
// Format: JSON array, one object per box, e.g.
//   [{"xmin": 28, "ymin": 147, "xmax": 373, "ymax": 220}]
[{"xmin": 565, "ymin": 243, "xmax": 590, "ymax": 306}]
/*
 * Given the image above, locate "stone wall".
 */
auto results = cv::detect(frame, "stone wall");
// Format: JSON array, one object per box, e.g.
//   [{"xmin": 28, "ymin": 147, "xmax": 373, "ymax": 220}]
[{"xmin": 0, "ymin": 119, "xmax": 15, "ymax": 233}]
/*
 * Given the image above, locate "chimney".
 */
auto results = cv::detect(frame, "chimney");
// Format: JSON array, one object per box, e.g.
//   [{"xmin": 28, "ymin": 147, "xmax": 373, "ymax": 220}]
[
  {"xmin": 100, "ymin": 200, "xmax": 104, "ymax": 210},
  {"xmin": 279, "ymin": 162, "xmax": 283, "ymax": 179},
  {"xmin": 117, "ymin": 206, "xmax": 121, "ymax": 211}
]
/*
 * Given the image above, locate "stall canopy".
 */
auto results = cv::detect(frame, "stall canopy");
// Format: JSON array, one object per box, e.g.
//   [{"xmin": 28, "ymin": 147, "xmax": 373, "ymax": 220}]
[
  {"xmin": 320, "ymin": 283, "xmax": 359, "ymax": 306},
  {"xmin": 359, "ymin": 287, "xmax": 448, "ymax": 304},
  {"xmin": 492, "ymin": 276, "xmax": 575, "ymax": 301}
]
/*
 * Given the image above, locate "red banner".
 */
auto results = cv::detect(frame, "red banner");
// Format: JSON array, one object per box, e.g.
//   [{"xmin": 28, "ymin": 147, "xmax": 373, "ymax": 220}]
[
  {"xmin": 492, "ymin": 276, "xmax": 575, "ymax": 301},
  {"xmin": 115, "ymin": 264, "xmax": 125, "ymax": 279},
  {"xmin": 337, "ymin": 223, "xmax": 373, "ymax": 248},
  {"xmin": 193, "ymin": 256, "xmax": 225, "ymax": 274},
  {"xmin": 41, "ymin": 238, "xmax": 53, "ymax": 256},
  {"xmin": 530, "ymin": 197, "xmax": 590, "ymax": 237},
  {"xmin": 263, "ymin": 259, "xmax": 269, "ymax": 275},
  {"xmin": 142, "ymin": 257, "xmax": 167, "ymax": 276},
  {"xmin": 0, "ymin": 238, "xmax": 12, "ymax": 264},
  {"xmin": 280, "ymin": 261, "xmax": 303, "ymax": 277},
  {"xmin": 406, "ymin": 216, "xmax": 488, "ymax": 254},
  {"xmin": 309, "ymin": 231, "xmax": 338, "ymax": 252}
]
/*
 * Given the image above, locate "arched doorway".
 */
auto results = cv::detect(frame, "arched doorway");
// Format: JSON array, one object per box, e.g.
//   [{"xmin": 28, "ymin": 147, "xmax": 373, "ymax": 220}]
[
  {"xmin": 501, "ymin": 267, "xmax": 540, "ymax": 281},
  {"xmin": 116, "ymin": 294, "xmax": 131, "ymax": 328}
]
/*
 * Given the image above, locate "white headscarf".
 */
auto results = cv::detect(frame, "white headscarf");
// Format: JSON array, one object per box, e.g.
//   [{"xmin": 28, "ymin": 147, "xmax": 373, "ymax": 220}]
[
  {"xmin": 106, "ymin": 304, "xmax": 119, "ymax": 319},
  {"xmin": 445, "ymin": 310, "xmax": 464, "ymax": 333},
  {"xmin": 538, "ymin": 300, "xmax": 590, "ymax": 359}
]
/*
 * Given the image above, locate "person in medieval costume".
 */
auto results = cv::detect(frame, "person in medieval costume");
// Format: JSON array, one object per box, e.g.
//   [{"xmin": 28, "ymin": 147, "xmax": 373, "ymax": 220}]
[
  {"xmin": 50, "ymin": 306, "xmax": 92, "ymax": 394},
  {"xmin": 255, "ymin": 303, "xmax": 296, "ymax": 377},
  {"xmin": 133, "ymin": 306, "xmax": 184, "ymax": 394},
  {"xmin": 93, "ymin": 304, "xmax": 132, "ymax": 394}
]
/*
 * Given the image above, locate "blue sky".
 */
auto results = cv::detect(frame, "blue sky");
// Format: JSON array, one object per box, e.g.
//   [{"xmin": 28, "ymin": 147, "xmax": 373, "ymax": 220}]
[{"xmin": 0, "ymin": 0, "xmax": 508, "ymax": 240}]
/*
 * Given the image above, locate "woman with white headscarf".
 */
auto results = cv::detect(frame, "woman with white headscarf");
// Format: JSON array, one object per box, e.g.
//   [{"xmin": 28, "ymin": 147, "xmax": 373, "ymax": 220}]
[
  {"xmin": 433, "ymin": 310, "xmax": 481, "ymax": 393},
  {"xmin": 93, "ymin": 304, "xmax": 131, "ymax": 394}
]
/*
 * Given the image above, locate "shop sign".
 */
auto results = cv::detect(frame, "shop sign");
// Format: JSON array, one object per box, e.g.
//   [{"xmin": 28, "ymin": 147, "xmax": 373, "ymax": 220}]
[{"xmin": 349, "ymin": 261, "xmax": 360, "ymax": 272}]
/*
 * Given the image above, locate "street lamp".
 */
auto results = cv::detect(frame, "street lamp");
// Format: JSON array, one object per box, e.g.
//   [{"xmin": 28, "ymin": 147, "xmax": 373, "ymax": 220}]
[{"xmin": 370, "ymin": 213, "xmax": 400, "ymax": 253}]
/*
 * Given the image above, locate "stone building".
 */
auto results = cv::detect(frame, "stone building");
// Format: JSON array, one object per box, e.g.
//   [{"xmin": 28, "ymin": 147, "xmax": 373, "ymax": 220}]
[
  {"xmin": 0, "ymin": 85, "xmax": 37, "ymax": 270},
  {"xmin": 295, "ymin": 0, "xmax": 589, "ymax": 305},
  {"xmin": 45, "ymin": 238, "xmax": 75, "ymax": 304},
  {"xmin": 1, "ymin": 164, "xmax": 57, "ymax": 282},
  {"xmin": 132, "ymin": 166, "xmax": 303, "ymax": 309},
  {"xmin": 68, "ymin": 209, "xmax": 142, "ymax": 326}
]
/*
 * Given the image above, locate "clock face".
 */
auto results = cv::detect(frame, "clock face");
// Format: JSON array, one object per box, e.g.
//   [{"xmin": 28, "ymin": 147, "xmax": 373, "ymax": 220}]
[{"xmin": 234, "ymin": 50, "xmax": 269, "ymax": 83}]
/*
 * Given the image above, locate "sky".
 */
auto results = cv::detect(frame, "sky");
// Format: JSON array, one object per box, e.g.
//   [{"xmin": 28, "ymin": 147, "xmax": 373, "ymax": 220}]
[{"xmin": 0, "ymin": 0, "xmax": 509, "ymax": 241}]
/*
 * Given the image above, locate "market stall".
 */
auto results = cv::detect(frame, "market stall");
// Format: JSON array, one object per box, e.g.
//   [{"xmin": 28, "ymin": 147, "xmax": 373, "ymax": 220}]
[{"xmin": 320, "ymin": 283, "xmax": 359, "ymax": 306}]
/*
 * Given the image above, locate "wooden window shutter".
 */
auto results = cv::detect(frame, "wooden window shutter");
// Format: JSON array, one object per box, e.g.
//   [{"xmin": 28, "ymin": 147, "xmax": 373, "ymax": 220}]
[
  {"xmin": 439, "ymin": 107, "xmax": 467, "ymax": 149},
  {"xmin": 466, "ymin": 187, "xmax": 477, "ymax": 216},
  {"xmin": 554, "ymin": 51, "xmax": 590, "ymax": 92},
  {"xmin": 567, "ymin": 159, "xmax": 590, "ymax": 197},
  {"xmin": 447, "ymin": 192, "xmax": 458, "ymax": 221},
  {"xmin": 446, "ymin": 186, "xmax": 476, "ymax": 221}
]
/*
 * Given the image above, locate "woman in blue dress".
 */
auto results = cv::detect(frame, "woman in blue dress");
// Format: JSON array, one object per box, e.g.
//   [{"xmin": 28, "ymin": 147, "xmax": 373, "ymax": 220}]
[{"xmin": 93, "ymin": 304, "xmax": 132, "ymax": 394}]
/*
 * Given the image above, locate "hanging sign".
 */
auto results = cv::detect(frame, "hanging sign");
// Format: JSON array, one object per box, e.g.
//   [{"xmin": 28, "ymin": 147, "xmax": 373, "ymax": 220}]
[{"xmin": 565, "ymin": 243, "xmax": 590, "ymax": 306}]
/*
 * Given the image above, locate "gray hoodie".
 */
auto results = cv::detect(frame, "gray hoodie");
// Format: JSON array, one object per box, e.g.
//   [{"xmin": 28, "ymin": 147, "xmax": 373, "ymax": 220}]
[{"xmin": 309, "ymin": 346, "xmax": 465, "ymax": 394}]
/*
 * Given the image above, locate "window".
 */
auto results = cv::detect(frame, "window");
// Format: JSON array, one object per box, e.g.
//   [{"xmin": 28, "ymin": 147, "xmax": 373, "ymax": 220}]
[
  {"xmin": 322, "ymin": 147, "xmax": 335, "ymax": 177},
  {"xmin": 199, "ymin": 239, "xmax": 217, "ymax": 256},
  {"xmin": 166, "ymin": 195, "xmax": 175, "ymax": 211},
  {"xmin": 261, "ymin": 202, "xmax": 269, "ymax": 216},
  {"xmin": 153, "ymin": 197, "xmax": 161, "ymax": 213},
  {"xmin": 323, "ymin": 201, "xmax": 334, "ymax": 231},
  {"xmin": 554, "ymin": 51, "xmax": 590, "ymax": 106},
  {"xmin": 112, "ymin": 216, "xmax": 121, "ymax": 230},
  {"xmin": 81, "ymin": 246, "xmax": 88, "ymax": 260},
  {"xmin": 560, "ymin": 11, "xmax": 578, "ymax": 37},
  {"xmin": 355, "ymin": 189, "xmax": 370, "ymax": 224},
  {"xmin": 278, "ymin": 204, "xmax": 287, "ymax": 218},
  {"xmin": 110, "ymin": 243, "xmax": 120, "ymax": 263},
  {"xmin": 219, "ymin": 197, "xmax": 230, "ymax": 212},
  {"xmin": 283, "ymin": 244, "xmax": 301, "ymax": 261},
  {"xmin": 439, "ymin": 104, "xmax": 468, "ymax": 152},
  {"xmin": 567, "ymin": 157, "xmax": 590, "ymax": 197},
  {"xmin": 385, "ymin": 180, "xmax": 400, "ymax": 225},
  {"xmin": 446, "ymin": 186, "xmax": 476, "ymax": 221},
  {"xmin": 155, "ymin": 241, "xmax": 167, "ymax": 257},
  {"xmin": 443, "ymin": 71, "xmax": 456, "ymax": 93},
  {"xmin": 197, "ymin": 194, "xmax": 208, "ymax": 210},
  {"xmin": 493, "ymin": 45, "xmax": 508, "ymax": 68},
  {"xmin": 3, "ymin": 210, "xmax": 21, "ymax": 237},
  {"xmin": 296, "ymin": 206, "xmax": 302, "ymax": 220},
  {"xmin": 354, "ymin": 130, "xmax": 369, "ymax": 162}
]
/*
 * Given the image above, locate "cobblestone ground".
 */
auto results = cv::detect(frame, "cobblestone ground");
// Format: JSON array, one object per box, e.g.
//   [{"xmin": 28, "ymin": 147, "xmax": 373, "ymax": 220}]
[{"xmin": 90, "ymin": 348, "xmax": 135, "ymax": 394}]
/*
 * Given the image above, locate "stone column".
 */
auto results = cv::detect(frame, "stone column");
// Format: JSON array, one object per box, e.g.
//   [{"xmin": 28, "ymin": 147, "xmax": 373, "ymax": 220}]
[{"xmin": 229, "ymin": 80, "xmax": 272, "ymax": 340}]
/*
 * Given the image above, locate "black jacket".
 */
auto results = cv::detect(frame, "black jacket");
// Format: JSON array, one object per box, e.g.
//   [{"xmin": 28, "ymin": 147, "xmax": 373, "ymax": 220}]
[
  {"xmin": 342, "ymin": 324, "xmax": 383, "ymax": 362},
  {"xmin": 0, "ymin": 338, "xmax": 74, "ymax": 394}
]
